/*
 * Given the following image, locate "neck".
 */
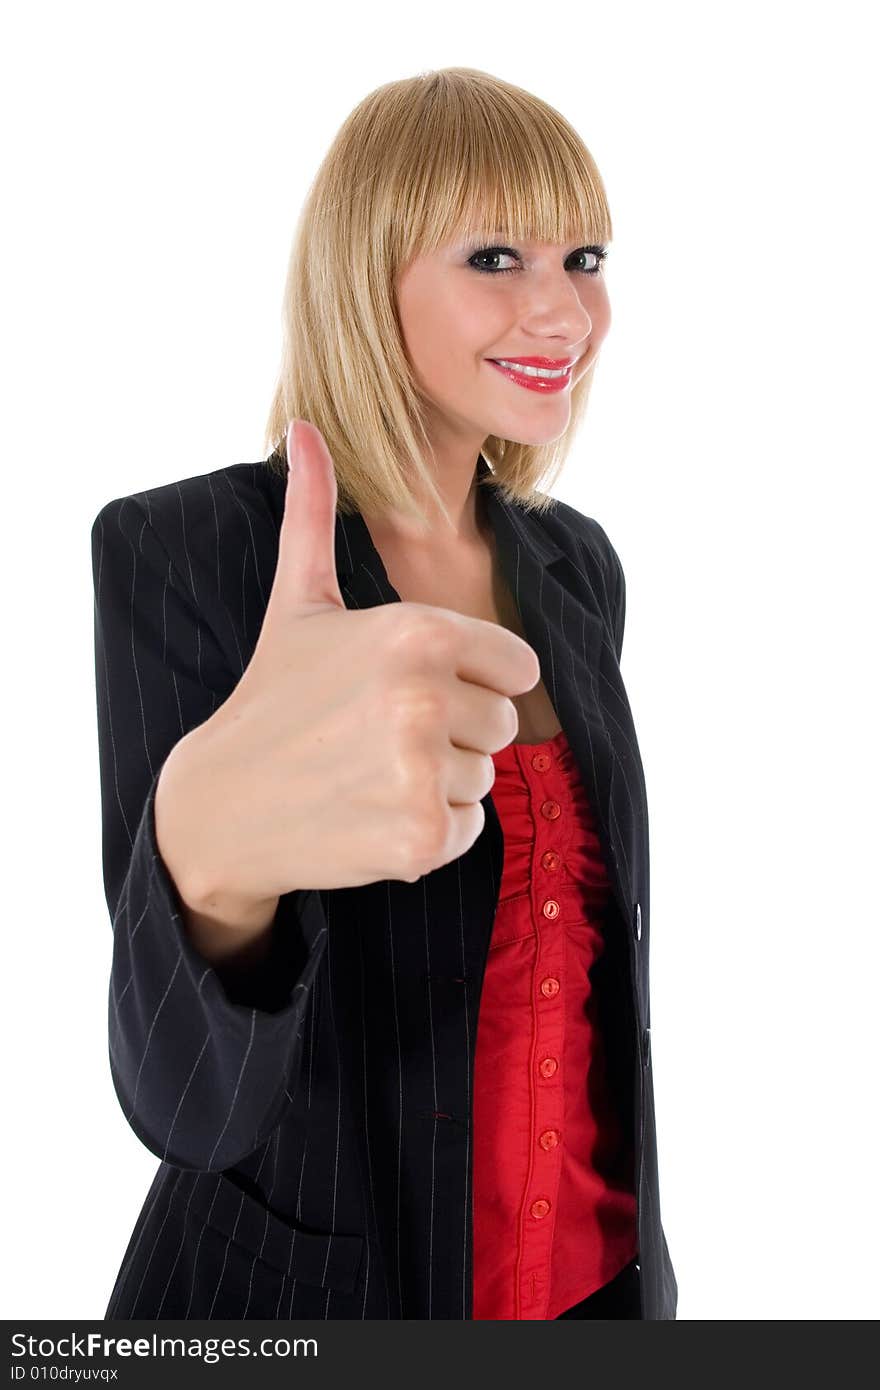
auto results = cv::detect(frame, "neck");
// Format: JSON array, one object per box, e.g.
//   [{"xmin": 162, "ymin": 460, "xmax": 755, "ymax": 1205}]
[{"xmin": 362, "ymin": 450, "xmax": 489, "ymax": 551}]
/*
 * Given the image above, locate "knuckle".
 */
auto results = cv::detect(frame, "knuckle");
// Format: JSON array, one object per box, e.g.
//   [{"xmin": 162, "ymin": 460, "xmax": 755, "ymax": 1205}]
[
  {"xmin": 387, "ymin": 681, "xmax": 448, "ymax": 733},
  {"xmin": 385, "ymin": 607, "xmax": 456, "ymax": 663},
  {"xmin": 380, "ymin": 742, "xmax": 448, "ymax": 879},
  {"xmin": 398, "ymin": 769, "xmax": 448, "ymax": 867},
  {"xmin": 406, "ymin": 808, "xmax": 449, "ymax": 871}
]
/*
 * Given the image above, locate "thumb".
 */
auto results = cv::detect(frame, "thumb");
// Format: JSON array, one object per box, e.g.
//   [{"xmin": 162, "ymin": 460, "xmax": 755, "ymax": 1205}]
[{"xmin": 270, "ymin": 418, "xmax": 347, "ymax": 617}]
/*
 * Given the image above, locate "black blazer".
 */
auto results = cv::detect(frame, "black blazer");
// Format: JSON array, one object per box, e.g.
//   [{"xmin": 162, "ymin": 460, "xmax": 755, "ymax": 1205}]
[{"xmin": 90, "ymin": 451, "xmax": 678, "ymax": 1320}]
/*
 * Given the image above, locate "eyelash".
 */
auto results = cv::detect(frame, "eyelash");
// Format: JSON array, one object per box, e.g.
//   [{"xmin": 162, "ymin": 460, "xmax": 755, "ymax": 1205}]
[{"xmin": 467, "ymin": 245, "xmax": 608, "ymax": 276}]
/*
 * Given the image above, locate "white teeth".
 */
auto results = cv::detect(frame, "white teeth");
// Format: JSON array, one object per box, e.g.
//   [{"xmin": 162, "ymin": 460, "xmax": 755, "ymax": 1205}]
[{"xmin": 494, "ymin": 359, "xmax": 570, "ymax": 379}]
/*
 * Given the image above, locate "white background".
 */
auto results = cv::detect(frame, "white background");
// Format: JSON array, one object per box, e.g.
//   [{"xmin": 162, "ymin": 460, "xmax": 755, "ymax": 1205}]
[{"xmin": 2, "ymin": 0, "xmax": 877, "ymax": 1321}]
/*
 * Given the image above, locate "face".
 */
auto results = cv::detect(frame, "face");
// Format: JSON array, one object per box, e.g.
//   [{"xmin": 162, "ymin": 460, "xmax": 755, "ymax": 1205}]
[{"xmin": 394, "ymin": 231, "xmax": 611, "ymax": 455}]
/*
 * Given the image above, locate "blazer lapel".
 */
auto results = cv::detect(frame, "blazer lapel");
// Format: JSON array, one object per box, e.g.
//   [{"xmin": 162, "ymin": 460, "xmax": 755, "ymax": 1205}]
[
  {"xmin": 477, "ymin": 468, "xmax": 635, "ymax": 933},
  {"xmin": 330, "ymin": 454, "xmax": 635, "ymax": 935}
]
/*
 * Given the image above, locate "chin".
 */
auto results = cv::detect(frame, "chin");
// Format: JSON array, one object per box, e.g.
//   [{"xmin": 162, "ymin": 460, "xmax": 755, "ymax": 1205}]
[{"xmin": 492, "ymin": 415, "xmax": 572, "ymax": 447}]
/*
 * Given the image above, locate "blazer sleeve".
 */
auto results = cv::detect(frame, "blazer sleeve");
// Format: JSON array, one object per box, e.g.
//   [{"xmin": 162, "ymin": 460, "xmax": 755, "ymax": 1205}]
[{"xmin": 90, "ymin": 494, "xmax": 328, "ymax": 1172}]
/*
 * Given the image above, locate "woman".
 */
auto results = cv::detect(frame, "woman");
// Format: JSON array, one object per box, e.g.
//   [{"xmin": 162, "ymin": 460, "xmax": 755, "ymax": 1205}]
[{"xmin": 91, "ymin": 66, "xmax": 678, "ymax": 1320}]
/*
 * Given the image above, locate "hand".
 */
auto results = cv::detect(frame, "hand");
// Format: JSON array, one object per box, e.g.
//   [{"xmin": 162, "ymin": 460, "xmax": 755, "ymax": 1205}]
[{"xmin": 166, "ymin": 418, "xmax": 541, "ymax": 900}]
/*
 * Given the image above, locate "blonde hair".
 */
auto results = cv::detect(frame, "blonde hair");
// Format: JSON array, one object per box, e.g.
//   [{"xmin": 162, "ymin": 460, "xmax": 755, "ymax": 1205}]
[{"xmin": 263, "ymin": 66, "xmax": 613, "ymax": 527}]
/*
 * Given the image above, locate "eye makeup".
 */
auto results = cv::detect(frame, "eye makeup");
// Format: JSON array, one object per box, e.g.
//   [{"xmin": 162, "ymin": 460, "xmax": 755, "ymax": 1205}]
[{"xmin": 466, "ymin": 244, "xmax": 608, "ymax": 277}]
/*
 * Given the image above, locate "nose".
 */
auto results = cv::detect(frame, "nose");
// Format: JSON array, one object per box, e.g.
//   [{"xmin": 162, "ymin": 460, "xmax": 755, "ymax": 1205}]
[{"xmin": 522, "ymin": 275, "xmax": 593, "ymax": 346}]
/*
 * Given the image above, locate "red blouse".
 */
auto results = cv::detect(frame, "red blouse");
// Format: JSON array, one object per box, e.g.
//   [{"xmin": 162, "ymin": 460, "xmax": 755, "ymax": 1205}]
[{"xmin": 472, "ymin": 726, "xmax": 638, "ymax": 1320}]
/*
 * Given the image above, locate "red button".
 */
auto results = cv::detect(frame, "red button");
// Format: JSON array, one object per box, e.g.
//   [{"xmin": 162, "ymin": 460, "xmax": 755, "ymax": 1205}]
[
  {"xmin": 541, "ymin": 799, "xmax": 561, "ymax": 820},
  {"xmin": 531, "ymin": 752, "xmax": 551, "ymax": 772},
  {"xmin": 539, "ymin": 1056, "xmax": 558, "ymax": 1077},
  {"xmin": 540, "ymin": 977, "xmax": 560, "ymax": 998},
  {"xmin": 530, "ymin": 1199, "xmax": 551, "ymax": 1219},
  {"xmin": 542, "ymin": 899, "xmax": 560, "ymax": 920},
  {"xmin": 539, "ymin": 1129, "xmax": 560, "ymax": 1151},
  {"xmin": 541, "ymin": 850, "xmax": 561, "ymax": 871}
]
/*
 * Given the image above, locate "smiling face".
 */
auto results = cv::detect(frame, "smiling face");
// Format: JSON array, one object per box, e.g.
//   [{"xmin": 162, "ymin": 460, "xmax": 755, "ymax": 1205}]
[{"xmin": 394, "ymin": 232, "xmax": 612, "ymax": 455}]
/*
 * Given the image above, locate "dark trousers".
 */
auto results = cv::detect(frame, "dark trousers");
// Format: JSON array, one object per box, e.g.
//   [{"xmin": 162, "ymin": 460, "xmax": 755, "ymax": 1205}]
[{"xmin": 555, "ymin": 1257, "xmax": 641, "ymax": 1319}]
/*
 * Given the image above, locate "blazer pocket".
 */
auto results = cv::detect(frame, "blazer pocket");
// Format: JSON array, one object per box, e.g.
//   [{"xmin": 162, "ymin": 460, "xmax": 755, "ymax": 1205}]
[{"xmin": 171, "ymin": 1170, "xmax": 365, "ymax": 1295}]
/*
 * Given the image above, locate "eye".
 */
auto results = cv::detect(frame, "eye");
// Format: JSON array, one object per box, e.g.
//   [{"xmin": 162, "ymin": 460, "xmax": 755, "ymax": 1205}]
[{"xmin": 467, "ymin": 245, "xmax": 608, "ymax": 276}]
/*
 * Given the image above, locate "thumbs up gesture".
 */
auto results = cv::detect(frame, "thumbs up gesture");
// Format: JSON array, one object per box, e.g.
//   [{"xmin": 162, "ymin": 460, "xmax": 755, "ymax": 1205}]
[{"xmin": 162, "ymin": 419, "xmax": 541, "ymax": 903}]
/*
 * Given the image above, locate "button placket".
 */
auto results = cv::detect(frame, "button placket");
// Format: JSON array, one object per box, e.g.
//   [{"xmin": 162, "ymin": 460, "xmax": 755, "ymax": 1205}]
[{"xmin": 518, "ymin": 739, "xmax": 570, "ymax": 1312}]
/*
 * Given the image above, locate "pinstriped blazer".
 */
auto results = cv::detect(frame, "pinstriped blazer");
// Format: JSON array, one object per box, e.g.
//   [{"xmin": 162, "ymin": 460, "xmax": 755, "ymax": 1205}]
[{"xmin": 90, "ymin": 451, "xmax": 678, "ymax": 1320}]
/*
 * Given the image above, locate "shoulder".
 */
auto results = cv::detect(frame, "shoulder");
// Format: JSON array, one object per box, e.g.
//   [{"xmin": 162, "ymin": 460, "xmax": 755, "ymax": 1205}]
[
  {"xmin": 90, "ymin": 461, "xmax": 284, "ymax": 606},
  {"xmin": 535, "ymin": 493, "xmax": 625, "ymax": 587},
  {"xmin": 90, "ymin": 461, "xmax": 284, "ymax": 669},
  {"xmin": 532, "ymin": 494, "xmax": 627, "ymax": 660},
  {"xmin": 91, "ymin": 460, "xmax": 281, "ymax": 553}
]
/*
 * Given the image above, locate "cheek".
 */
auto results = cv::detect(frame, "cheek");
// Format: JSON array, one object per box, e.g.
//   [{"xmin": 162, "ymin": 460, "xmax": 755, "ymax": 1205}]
[
  {"xmin": 586, "ymin": 284, "xmax": 612, "ymax": 340},
  {"xmin": 412, "ymin": 298, "xmax": 494, "ymax": 384},
  {"xmin": 399, "ymin": 286, "xmax": 460, "ymax": 361}
]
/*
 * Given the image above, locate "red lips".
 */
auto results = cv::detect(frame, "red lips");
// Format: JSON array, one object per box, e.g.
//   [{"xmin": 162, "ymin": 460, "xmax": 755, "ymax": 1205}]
[{"xmin": 488, "ymin": 359, "xmax": 572, "ymax": 393}]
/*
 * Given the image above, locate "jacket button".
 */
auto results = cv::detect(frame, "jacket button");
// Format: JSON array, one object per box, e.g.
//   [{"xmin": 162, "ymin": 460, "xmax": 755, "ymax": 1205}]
[
  {"xmin": 538, "ymin": 1129, "xmax": 560, "ymax": 1150},
  {"xmin": 539, "ymin": 1056, "xmax": 558, "ymax": 1077},
  {"xmin": 642, "ymin": 1026, "xmax": 651, "ymax": 1067},
  {"xmin": 634, "ymin": 901, "xmax": 642, "ymax": 941},
  {"xmin": 540, "ymin": 977, "xmax": 560, "ymax": 998},
  {"xmin": 530, "ymin": 1199, "xmax": 551, "ymax": 1219}
]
